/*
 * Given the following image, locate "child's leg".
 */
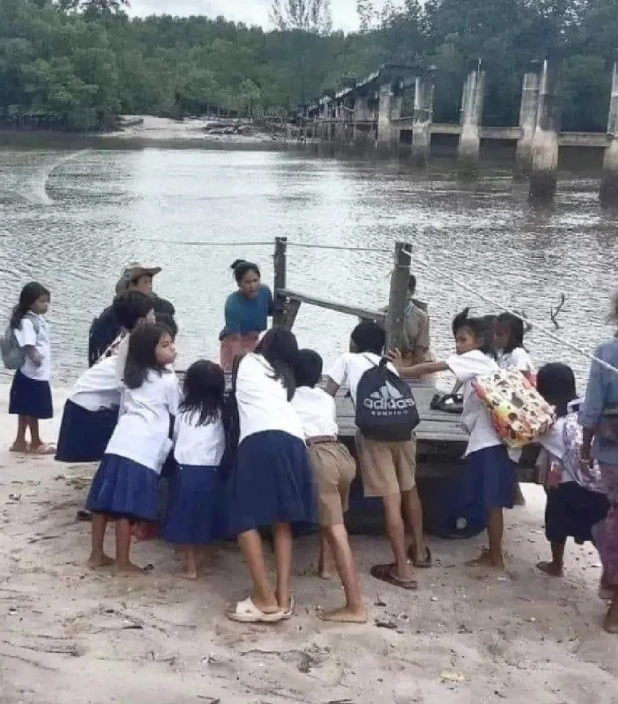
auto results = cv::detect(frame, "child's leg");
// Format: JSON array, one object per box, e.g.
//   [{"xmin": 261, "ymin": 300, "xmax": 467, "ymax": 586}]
[
  {"xmin": 114, "ymin": 518, "xmax": 142, "ymax": 574},
  {"xmin": 27, "ymin": 417, "xmax": 42, "ymax": 448},
  {"xmin": 180, "ymin": 546, "xmax": 198, "ymax": 580},
  {"xmin": 321, "ymin": 524, "xmax": 366, "ymax": 623},
  {"xmin": 318, "ymin": 531, "xmax": 335, "ymax": 579},
  {"xmin": 236, "ymin": 528, "xmax": 279, "ymax": 613},
  {"xmin": 382, "ymin": 493, "xmax": 415, "ymax": 582},
  {"xmin": 537, "ymin": 541, "xmax": 566, "ymax": 576},
  {"xmin": 88, "ymin": 514, "xmax": 113, "ymax": 568},
  {"xmin": 604, "ymin": 592, "xmax": 618, "ymax": 633},
  {"xmin": 273, "ymin": 522, "xmax": 293, "ymax": 612},
  {"xmin": 10, "ymin": 415, "xmax": 28, "ymax": 451},
  {"xmin": 402, "ymin": 487, "xmax": 428, "ymax": 562},
  {"xmin": 487, "ymin": 508, "xmax": 505, "ymax": 568}
]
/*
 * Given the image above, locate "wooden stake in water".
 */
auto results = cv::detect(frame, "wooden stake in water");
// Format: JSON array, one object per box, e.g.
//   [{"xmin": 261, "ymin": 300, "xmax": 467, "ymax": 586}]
[{"xmin": 386, "ymin": 241, "xmax": 412, "ymax": 352}]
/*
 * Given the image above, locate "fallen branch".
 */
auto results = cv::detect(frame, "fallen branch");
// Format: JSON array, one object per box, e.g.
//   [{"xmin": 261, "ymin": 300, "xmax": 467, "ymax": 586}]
[{"xmin": 550, "ymin": 293, "xmax": 567, "ymax": 329}]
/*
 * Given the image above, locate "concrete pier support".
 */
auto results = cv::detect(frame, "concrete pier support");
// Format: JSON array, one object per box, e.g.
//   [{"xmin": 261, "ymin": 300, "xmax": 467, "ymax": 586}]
[
  {"xmin": 412, "ymin": 75, "xmax": 434, "ymax": 166},
  {"xmin": 529, "ymin": 57, "xmax": 562, "ymax": 203},
  {"xmin": 600, "ymin": 63, "xmax": 618, "ymax": 207},
  {"xmin": 390, "ymin": 90, "xmax": 402, "ymax": 152},
  {"xmin": 457, "ymin": 66, "xmax": 486, "ymax": 171},
  {"xmin": 515, "ymin": 65, "xmax": 542, "ymax": 177},
  {"xmin": 377, "ymin": 82, "xmax": 394, "ymax": 156}
]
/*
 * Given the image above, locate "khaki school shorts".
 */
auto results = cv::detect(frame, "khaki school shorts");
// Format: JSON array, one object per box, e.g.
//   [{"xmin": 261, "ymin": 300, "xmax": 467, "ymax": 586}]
[
  {"xmin": 355, "ymin": 433, "xmax": 417, "ymax": 498},
  {"xmin": 307, "ymin": 442, "xmax": 357, "ymax": 526}
]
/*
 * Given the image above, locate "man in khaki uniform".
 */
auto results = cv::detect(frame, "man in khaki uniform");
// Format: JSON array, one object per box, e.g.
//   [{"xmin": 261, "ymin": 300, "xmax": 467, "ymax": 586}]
[{"xmin": 402, "ymin": 275, "xmax": 433, "ymax": 365}]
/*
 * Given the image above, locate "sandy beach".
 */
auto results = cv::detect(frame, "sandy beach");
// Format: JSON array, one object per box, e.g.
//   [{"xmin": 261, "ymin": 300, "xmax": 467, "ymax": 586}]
[{"xmin": 1, "ymin": 387, "xmax": 617, "ymax": 704}]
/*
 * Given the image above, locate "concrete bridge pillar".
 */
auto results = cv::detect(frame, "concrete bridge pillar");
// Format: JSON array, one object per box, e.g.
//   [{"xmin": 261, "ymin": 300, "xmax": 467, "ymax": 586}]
[
  {"xmin": 601, "ymin": 62, "xmax": 618, "ymax": 207},
  {"xmin": 457, "ymin": 66, "xmax": 486, "ymax": 171},
  {"xmin": 529, "ymin": 57, "xmax": 562, "ymax": 203},
  {"xmin": 412, "ymin": 75, "xmax": 434, "ymax": 166},
  {"xmin": 515, "ymin": 64, "xmax": 542, "ymax": 177},
  {"xmin": 390, "ymin": 90, "xmax": 403, "ymax": 151},
  {"xmin": 377, "ymin": 82, "xmax": 395, "ymax": 156}
]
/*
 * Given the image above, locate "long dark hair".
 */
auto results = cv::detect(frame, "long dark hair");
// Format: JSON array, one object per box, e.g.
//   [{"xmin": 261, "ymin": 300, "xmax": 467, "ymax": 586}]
[
  {"xmin": 255, "ymin": 328, "xmax": 298, "ymax": 401},
  {"xmin": 180, "ymin": 360, "xmax": 225, "ymax": 426},
  {"xmin": 496, "ymin": 312, "xmax": 525, "ymax": 353},
  {"xmin": 452, "ymin": 308, "xmax": 494, "ymax": 356},
  {"xmin": 231, "ymin": 259, "xmax": 260, "ymax": 284},
  {"xmin": 10, "ymin": 282, "xmax": 50, "ymax": 329},
  {"xmin": 124, "ymin": 323, "xmax": 169, "ymax": 390},
  {"xmin": 537, "ymin": 363, "xmax": 577, "ymax": 418}
]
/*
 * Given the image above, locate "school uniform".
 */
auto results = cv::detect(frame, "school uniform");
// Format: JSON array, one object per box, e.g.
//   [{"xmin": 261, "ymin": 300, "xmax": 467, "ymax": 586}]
[
  {"xmin": 291, "ymin": 386, "xmax": 357, "ymax": 526},
  {"xmin": 327, "ymin": 352, "xmax": 416, "ymax": 498},
  {"xmin": 86, "ymin": 370, "xmax": 180, "ymax": 522},
  {"xmin": 496, "ymin": 347, "xmax": 535, "ymax": 375},
  {"xmin": 446, "ymin": 350, "xmax": 516, "ymax": 510},
  {"xmin": 9, "ymin": 313, "xmax": 53, "ymax": 419},
  {"xmin": 163, "ymin": 410, "xmax": 226, "ymax": 545},
  {"xmin": 55, "ymin": 356, "xmax": 121, "ymax": 463},
  {"xmin": 226, "ymin": 353, "xmax": 315, "ymax": 536}
]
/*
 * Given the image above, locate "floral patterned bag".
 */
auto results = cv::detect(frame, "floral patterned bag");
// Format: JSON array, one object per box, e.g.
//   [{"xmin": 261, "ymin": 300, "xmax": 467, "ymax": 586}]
[{"xmin": 472, "ymin": 368, "xmax": 556, "ymax": 449}]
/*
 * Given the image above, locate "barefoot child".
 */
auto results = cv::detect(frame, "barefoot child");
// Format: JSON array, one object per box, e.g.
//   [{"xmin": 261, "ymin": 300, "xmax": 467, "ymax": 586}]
[
  {"xmin": 6, "ymin": 282, "xmax": 54, "ymax": 455},
  {"xmin": 163, "ymin": 360, "xmax": 226, "ymax": 579},
  {"xmin": 85, "ymin": 324, "xmax": 179, "ymax": 573},
  {"xmin": 292, "ymin": 349, "xmax": 367, "ymax": 623},
  {"xmin": 391, "ymin": 309, "xmax": 513, "ymax": 570},
  {"xmin": 226, "ymin": 329, "xmax": 314, "ymax": 623},
  {"xmin": 326, "ymin": 321, "xmax": 429, "ymax": 591}
]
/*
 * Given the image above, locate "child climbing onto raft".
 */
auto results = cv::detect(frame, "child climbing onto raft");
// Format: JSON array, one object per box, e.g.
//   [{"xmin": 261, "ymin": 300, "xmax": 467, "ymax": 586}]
[
  {"xmin": 391, "ymin": 309, "xmax": 515, "ymax": 570},
  {"xmin": 85, "ymin": 323, "xmax": 179, "ymax": 574},
  {"xmin": 163, "ymin": 360, "xmax": 227, "ymax": 580},
  {"xmin": 292, "ymin": 349, "xmax": 367, "ymax": 623},
  {"xmin": 7, "ymin": 282, "xmax": 55, "ymax": 455}
]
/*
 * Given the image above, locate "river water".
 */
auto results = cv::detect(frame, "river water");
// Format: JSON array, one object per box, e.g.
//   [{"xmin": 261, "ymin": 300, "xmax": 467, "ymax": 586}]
[{"xmin": 0, "ymin": 141, "xmax": 616, "ymax": 387}]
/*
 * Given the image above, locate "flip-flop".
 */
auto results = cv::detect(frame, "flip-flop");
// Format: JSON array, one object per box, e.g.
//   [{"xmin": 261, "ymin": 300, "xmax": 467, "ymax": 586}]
[
  {"xmin": 370, "ymin": 564, "xmax": 418, "ymax": 591},
  {"xmin": 9, "ymin": 444, "xmax": 29, "ymax": 454},
  {"xmin": 281, "ymin": 595, "xmax": 295, "ymax": 620},
  {"xmin": 226, "ymin": 597, "xmax": 285, "ymax": 623},
  {"xmin": 407, "ymin": 545, "xmax": 432, "ymax": 568},
  {"xmin": 27, "ymin": 443, "xmax": 56, "ymax": 456}
]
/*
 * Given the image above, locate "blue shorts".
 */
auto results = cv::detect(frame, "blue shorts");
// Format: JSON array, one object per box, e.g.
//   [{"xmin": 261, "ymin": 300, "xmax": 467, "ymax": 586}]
[{"xmin": 463, "ymin": 445, "xmax": 516, "ymax": 511}]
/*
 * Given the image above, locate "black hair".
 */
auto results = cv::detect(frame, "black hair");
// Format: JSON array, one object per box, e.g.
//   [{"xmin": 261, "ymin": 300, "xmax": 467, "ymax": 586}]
[
  {"xmin": 351, "ymin": 320, "xmax": 385, "ymax": 355},
  {"xmin": 452, "ymin": 308, "xmax": 494, "ymax": 355},
  {"xmin": 113, "ymin": 291, "xmax": 154, "ymax": 332},
  {"xmin": 536, "ymin": 363, "xmax": 577, "ymax": 418},
  {"xmin": 294, "ymin": 349, "xmax": 323, "ymax": 388},
  {"xmin": 157, "ymin": 313, "xmax": 178, "ymax": 340},
  {"xmin": 231, "ymin": 259, "xmax": 261, "ymax": 285},
  {"xmin": 496, "ymin": 312, "xmax": 525, "ymax": 353},
  {"xmin": 408, "ymin": 274, "xmax": 417, "ymax": 295},
  {"xmin": 255, "ymin": 328, "xmax": 298, "ymax": 401},
  {"xmin": 124, "ymin": 323, "xmax": 171, "ymax": 390},
  {"xmin": 180, "ymin": 360, "xmax": 225, "ymax": 426},
  {"xmin": 10, "ymin": 282, "xmax": 50, "ymax": 329}
]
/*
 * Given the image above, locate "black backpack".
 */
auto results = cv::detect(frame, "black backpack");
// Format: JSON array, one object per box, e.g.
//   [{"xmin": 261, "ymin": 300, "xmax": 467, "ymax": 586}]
[{"xmin": 355, "ymin": 356, "xmax": 420, "ymax": 442}]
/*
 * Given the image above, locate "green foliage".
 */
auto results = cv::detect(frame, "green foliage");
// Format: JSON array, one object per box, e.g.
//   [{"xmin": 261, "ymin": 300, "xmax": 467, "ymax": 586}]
[{"xmin": 0, "ymin": 0, "xmax": 615, "ymax": 131}]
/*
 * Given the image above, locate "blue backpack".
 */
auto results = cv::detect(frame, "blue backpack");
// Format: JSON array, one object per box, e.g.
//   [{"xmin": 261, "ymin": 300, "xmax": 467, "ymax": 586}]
[{"xmin": 1, "ymin": 314, "xmax": 40, "ymax": 370}]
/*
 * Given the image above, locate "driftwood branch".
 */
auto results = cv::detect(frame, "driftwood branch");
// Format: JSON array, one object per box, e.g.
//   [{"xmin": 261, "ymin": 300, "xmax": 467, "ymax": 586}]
[{"xmin": 550, "ymin": 293, "xmax": 566, "ymax": 329}]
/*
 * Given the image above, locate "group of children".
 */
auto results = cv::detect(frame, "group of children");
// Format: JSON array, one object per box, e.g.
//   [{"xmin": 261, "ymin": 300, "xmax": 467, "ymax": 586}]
[{"xmin": 4, "ymin": 281, "xmax": 610, "ymax": 625}]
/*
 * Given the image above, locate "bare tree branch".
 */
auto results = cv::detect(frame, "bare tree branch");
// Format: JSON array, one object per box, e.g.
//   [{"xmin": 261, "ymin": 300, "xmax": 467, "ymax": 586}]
[{"xmin": 550, "ymin": 293, "xmax": 567, "ymax": 329}]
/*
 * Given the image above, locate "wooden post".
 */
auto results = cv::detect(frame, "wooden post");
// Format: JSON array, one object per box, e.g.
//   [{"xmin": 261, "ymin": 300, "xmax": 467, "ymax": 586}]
[
  {"xmin": 273, "ymin": 236, "xmax": 288, "ymax": 327},
  {"xmin": 385, "ymin": 241, "xmax": 411, "ymax": 352}
]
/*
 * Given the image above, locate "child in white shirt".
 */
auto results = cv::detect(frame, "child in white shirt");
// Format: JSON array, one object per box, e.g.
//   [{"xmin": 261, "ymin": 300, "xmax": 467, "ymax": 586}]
[
  {"xmin": 494, "ymin": 312, "xmax": 536, "ymax": 382},
  {"xmin": 292, "ymin": 349, "xmax": 366, "ymax": 623},
  {"xmin": 391, "ymin": 308, "xmax": 514, "ymax": 570}
]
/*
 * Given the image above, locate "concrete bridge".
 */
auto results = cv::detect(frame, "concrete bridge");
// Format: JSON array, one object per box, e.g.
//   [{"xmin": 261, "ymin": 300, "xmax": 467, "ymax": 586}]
[{"xmin": 299, "ymin": 60, "xmax": 618, "ymax": 205}]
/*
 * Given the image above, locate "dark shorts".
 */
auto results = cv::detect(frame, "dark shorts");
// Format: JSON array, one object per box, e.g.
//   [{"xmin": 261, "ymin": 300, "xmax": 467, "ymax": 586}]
[{"xmin": 545, "ymin": 482, "xmax": 610, "ymax": 544}]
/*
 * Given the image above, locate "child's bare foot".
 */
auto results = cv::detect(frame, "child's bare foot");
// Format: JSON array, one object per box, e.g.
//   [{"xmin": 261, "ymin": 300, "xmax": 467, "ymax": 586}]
[
  {"xmin": 319, "ymin": 605, "xmax": 368, "ymax": 623},
  {"xmin": 603, "ymin": 603, "xmax": 618, "ymax": 634},
  {"xmin": 178, "ymin": 569, "xmax": 198, "ymax": 580},
  {"xmin": 9, "ymin": 442, "xmax": 28, "ymax": 453},
  {"xmin": 114, "ymin": 561, "xmax": 152, "ymax": 576},
  {"xmin": 466, "ymin": 548, "xmax": 505, "ymax": 570},
  {"xmin": 537, "ymin": 561, "xmax": 563, "ymax": 577},
  {"xmin": 319, "ymin": 566, "xmax": 335, "ymax": 580},
  {"xmin": 87, "ymin": 552, "xmax": 114, "ymax": 569},
  {"xmin": 28, "ymin": 442, "xmax": 56, "ymax": 456}
]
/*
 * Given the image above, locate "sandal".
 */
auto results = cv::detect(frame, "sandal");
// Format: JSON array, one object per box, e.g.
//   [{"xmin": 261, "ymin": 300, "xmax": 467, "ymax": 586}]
[
  {"xmin": 27, "ymin": 443, "xmax": 56, "ymax": 456},
  {"xmin": 370, "ymin": 564, "xmax": 418, "ymax": 591},
  {"xmin": 281, "ymin": 595, "xmax": 295, "ymax": 620},
  {"xmin": 227, "ymin": 597, "xmax": 285, "ymax": 624},
  {"xmin": 407, "ymin": 545, "xmax": 432, "ymax": 568}
]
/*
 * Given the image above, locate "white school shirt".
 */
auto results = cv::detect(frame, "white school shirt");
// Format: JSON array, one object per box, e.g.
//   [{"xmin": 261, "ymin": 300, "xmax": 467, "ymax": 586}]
[
  {"xmin": 68, "ymin": 356, "xmax": 122, "ymax": 412},
  {"xmin": 105, "ymin": 370, "xmax": 180, "ymax": 473},
  {"xmin": 446, "ymin": 350, "xmax": 502, "ymax": 457},
  {"xmin": 497, "ymin": 347, "xmax": 535, "ymax": 374},
  {"xmin": 14, "ymin": 314, "xmax": 51, "ymax": 381},
  {"xmin": 173, "ymin": 410, "xmax": 225, "ymax": 467},
  {"xmin": 291, "ymin": 386, "xmax": 338, "ymax": 439},
  {"xmin": 235, "ymin": 353, "xmax": 304, "ymax": 444},
  {"xmin": 327, "ymin": 352, "xmax": 399, "ymax": 407}
]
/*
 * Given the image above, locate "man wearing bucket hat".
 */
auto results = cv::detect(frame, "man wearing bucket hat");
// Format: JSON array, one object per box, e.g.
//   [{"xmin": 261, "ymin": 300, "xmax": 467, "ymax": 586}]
[{"xmin": 87, "ymin": 263, "xmax": 176, "ymax": 367}]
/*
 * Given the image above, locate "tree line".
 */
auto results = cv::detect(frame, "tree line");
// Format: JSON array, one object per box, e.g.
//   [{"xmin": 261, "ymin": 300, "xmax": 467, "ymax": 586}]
[{"xmin": 0, "ymin": 0, "xmax": 615, "ymax": 132}]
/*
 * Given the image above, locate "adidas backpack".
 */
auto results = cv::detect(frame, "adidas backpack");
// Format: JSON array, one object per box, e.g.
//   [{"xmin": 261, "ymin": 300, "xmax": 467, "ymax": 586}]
[{"xmin": 355, "ymin": 356, "xmax": 420, "ymax": 442}]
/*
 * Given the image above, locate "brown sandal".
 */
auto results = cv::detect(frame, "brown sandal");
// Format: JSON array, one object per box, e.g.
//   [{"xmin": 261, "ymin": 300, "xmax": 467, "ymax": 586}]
[
  {"xmin": 407, "ymin": 545, "xmax": 432, "ymax": 568},
  {"xmin": 370, "ymin": 563, "xmax": 418, "ymax": 591}
]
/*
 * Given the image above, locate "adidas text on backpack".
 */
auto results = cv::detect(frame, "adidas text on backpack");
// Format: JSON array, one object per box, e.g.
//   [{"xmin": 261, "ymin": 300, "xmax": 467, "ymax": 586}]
[{"xmin": 355, "ymin": 357, "xmax": 420, "ymax": 442}]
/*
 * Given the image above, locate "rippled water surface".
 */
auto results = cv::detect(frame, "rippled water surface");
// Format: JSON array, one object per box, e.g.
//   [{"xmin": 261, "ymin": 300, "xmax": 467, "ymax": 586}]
[{"xmin": 1, "ymin": 141, "xmax": 617, "ymax": 386}]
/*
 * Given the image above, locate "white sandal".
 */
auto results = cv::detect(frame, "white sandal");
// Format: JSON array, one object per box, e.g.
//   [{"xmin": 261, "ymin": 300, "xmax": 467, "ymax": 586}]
[
  {"xmin": 281, "ymin": 595, "xmax": 295, "ymax": 620},
  {"xmin": 226, "ymin": 597, "xmax": 285, "ymax": 624}
]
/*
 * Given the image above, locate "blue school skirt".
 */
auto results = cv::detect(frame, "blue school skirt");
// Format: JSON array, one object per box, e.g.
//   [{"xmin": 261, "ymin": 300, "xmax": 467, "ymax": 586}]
[
  {"xmin": 55, "ymin": 400, "xmax": 118, "ymax": 463},
  {"xmin": 226, "ymin": 431, "xmax": 316, "ymax": 537},
  {"xmin": 163, "ymin": 464, "xmax": 223, "ymax": 545},
  {"xmin": 9, "ymin": 370, "xmax": 53, "ymax": 419},
  {"xmin": 545, "ymin": 482, "xmax": 610, "ymax": 545},
  {"xmin": 463, "ymin": 444, "xmax": 516, "ymax": 511},
  {"xmin": 86, "ymin": 454, "xmax": 160, "ymax": 522}
]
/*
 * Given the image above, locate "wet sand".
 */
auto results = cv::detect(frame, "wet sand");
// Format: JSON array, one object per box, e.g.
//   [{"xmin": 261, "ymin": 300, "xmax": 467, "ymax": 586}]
[{"xmin": 0, "ymin": 387, "xmax": 617, "ymax": 703}]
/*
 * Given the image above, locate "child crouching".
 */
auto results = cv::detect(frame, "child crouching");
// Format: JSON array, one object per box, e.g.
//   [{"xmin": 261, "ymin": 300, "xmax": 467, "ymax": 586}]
[
  {"xmin": 163, "ymin": 360, "xmax": 227, "ymax": 580},
  {"xmin": 292, "ymin": 350, "xmax": 367, "ymax": 623}
]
